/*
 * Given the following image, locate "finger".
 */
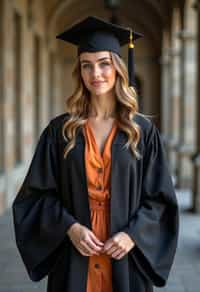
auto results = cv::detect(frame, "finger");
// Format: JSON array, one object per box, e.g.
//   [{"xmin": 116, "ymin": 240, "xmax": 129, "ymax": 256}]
[
  {"xmin": 70, "ymin": 236, "xmax": 91, "ymax": 256},
  {"xmin": 79, "ymin": 248, "xmax": 90, "ymax": 256},
  {"xmin": 90, "ymin": 232, "xmax": 104, "ymax": 247},
  {"xmin": 103, "ymin": 239, "xmax": 115, "ymax": 252},
  {"xmin": 111, "ymin": 248, "xmax": 124, "ymax": 258},
  {"xmin": 105, "ymin": 245, "xmax": 119, "ymax": 256},
  {"xmin": 88, "ymin": 240, "xmax": 102, "ymax": 252},
  {"xmin": 80, "ymin": 240, "xmax": 99, "ymax": 255},
  {"xmin": 76, "ymin": 244, "xmax": 91, "ymax": 256},
  {"xmin": 115, "ymin": 250, "xmax": 127, "ymax": 260},
  {"xmin": 84, "ymin": 237, "xmax": 102, "ymax": 253},
  {"xmin": 88, "ymin": 233, "xmax": 104, "ymax": 248},
  {"xmin": 79, "ymin": 244, "xmax": 93, "ymax": 256}
]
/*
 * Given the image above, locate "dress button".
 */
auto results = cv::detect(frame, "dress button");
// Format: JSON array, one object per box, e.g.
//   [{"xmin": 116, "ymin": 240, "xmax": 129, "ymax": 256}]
[
  {"xmin": 94, "ymin": 263, "xmax": 100, "ymax": 269},
  {"xmin": 97, "ymin": 167, "xmax": 103, "ymax": 173},
  {"xmin": 96, "ymin": 185, "xmax": 102, "ymax": 191}
]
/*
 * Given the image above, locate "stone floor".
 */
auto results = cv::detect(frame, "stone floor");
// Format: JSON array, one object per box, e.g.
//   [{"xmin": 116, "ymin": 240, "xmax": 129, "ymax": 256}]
[
  {"xmin": 155, "ymin": 190, "xmax": 200, "ymax": 292},
  {"xmin": 0, "ymin": 189, "xmax": 200, "ymax": 292}
]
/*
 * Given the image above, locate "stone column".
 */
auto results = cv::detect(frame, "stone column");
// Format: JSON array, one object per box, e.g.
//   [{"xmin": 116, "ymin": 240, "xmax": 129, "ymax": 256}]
[
  {"xmin": 53, "ymin": 53, "xmax": 61, "ymax": 116},
  {"xmin": 192, "ymin": 1, "xmax": 200, "ymax": 212},
  {"xmin": 175, "ymin": 30, "xmax": 197, "ymax": 189},
  {"xmin": 167, "ymin": 47, "xmax": 179, "ymax": 177},
  {"xmin": 160, "ymin": 48, "xmax": 171, "ymax": 160},
  {"xmin": 0, "ymin": 0, "xmax": 5, "ymax": 214},
  {"xmin": 175, "ymin": 30, "xmax": 187, "ymax": 188}
]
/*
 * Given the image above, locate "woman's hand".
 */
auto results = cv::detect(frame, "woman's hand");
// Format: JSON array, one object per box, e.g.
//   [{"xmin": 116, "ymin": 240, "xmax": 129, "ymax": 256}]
[
  {"xmin": 103, "ymin": 232, "xmax": 135, "ymax": 260},
  {"xmin": 67, "ymin": 223, "xmax": 104, "ymax": 256}
]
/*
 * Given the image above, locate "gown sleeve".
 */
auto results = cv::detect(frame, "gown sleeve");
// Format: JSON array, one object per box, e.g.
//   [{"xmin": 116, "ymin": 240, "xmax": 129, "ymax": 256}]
[
  {"xmin": 123, "ymin": 122, "xmax": 179, "ymax": 287},
  {"xmin": 12, "ymin": 122, "xmax": 77, "ymax": 282}
]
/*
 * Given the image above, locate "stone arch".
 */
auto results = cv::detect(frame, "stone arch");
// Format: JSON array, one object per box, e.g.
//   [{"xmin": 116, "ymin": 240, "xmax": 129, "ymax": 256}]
[
  {"xmin": 46, "ymin": 0, "xmax": 163, "ymax": 124},
  {"xmin": 47, "ymin": 0, "xmax": 162, "ymax": 49},
  {"xmin": 47, "ymin": 0, "xmax": 107, "ymax": 46}
]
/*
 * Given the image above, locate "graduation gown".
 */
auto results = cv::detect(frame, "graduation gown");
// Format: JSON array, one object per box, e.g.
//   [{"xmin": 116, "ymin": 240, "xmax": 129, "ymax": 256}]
[{"xmin": 12, "ymin": 113, "xmax": 179, "ymax": 292}]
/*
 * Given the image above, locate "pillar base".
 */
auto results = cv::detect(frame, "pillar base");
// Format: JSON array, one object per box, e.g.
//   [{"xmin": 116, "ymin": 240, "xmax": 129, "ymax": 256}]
[
  {"xmin": 165, "ymin": 137, "xmax": 178, "ymax": 180},
  {"xmin": 175, "ymin": 143, "xmax": 194, "ymax": 189},
  {"xmin": 191, "ymin": 154, "xmax": 200, "ymax": 213}
]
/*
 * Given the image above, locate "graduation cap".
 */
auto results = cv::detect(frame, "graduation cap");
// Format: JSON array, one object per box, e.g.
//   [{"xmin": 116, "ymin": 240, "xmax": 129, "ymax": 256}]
[{"xmin": 56, "ymin": 16, "xmax": 143, "ymax": 88}]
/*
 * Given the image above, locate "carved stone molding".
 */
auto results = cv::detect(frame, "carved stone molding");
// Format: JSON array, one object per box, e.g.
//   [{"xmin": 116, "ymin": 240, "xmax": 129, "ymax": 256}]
[{"xmin": 176, "ymin": 30, "xmax": 197, "ymax": 41}]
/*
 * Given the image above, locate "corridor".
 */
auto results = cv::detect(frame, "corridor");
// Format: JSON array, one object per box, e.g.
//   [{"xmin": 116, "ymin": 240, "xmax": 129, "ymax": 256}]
[{"xmin": 0, "ymin": 190, "xmax": 199, "ymax": 292}]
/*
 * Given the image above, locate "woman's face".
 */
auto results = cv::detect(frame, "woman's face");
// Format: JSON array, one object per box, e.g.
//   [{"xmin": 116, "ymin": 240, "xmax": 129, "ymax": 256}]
[{"xmin": 80, "ymin": 51, "xmax": 116, "ymax": 96}]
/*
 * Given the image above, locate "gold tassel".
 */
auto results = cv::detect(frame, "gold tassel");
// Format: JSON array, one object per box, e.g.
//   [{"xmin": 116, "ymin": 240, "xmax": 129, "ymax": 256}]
[{"xmin": 129, "ymin": 30, "xmax": 134, "ymax": 49}]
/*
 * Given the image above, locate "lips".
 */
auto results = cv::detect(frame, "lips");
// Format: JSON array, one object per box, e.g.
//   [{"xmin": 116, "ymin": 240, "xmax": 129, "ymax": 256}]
[{"xmin": 91, "ymin": 81, "xmax": 105, "ymax": 86}]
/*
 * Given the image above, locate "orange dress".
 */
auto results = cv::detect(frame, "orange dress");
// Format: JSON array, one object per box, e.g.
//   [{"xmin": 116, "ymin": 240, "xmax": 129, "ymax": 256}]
[{"xmin": 83, "ymin": 119, "xmax": 118, "ymax": 292}]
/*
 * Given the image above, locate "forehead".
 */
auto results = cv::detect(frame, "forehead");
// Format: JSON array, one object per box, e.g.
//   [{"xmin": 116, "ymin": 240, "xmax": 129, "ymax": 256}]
[{"xmin": 79, "ymin": 51, "xmax": 111, "ymax": 62}]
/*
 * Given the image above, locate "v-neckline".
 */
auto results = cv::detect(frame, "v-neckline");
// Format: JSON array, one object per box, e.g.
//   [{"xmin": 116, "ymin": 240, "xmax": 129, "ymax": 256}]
[{"xmin": 85, "ymin": 119, "xmax": 117, "ymax": 158}]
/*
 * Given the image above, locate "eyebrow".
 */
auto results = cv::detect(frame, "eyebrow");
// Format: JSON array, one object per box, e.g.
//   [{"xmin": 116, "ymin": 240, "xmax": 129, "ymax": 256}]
[{"xmin": 80, "ymin": 57, "xmax": 112, "ymax": 64}]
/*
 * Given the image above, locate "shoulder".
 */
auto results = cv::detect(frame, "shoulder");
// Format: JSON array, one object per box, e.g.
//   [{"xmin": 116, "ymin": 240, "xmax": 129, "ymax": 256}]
[
  {"xmin": 134, "ymin": 113, "xmax": 153, "ymax": 132},
  {"xmin": 47, "ymin": 112, "xmax": 71, "ymax": 142},
  {"xmin": 134, "ymin": 113, "xmax": 157, "ymax": 145},
  {"xmin": 49, "ymin": 112, "xmax": 70, "ymax": 129}
]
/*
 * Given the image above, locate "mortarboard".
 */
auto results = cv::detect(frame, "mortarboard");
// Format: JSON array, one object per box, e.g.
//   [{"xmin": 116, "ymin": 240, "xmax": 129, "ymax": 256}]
[{"xmin": 56, "ymin": 16, "xmax": 143, "ymax": 88}]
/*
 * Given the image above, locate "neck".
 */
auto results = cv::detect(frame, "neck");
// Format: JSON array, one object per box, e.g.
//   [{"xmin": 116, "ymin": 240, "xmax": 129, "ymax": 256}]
[{"xmin": 89, "ymin": 92, "xmax": 117, "ymax": 120}]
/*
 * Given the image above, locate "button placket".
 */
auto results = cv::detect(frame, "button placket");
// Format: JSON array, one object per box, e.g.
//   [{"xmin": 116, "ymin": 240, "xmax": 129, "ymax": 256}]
[
  {"xmin": 97, "ymin": 167, "xmax": 103, "ymax": 174},
  {"xmin": 96, "ymin": 184, "xmax": 103, "ymax": 191},
  {"xmin": 94, "ymin": 263, "xmax": 100, "ymax": 269},
  {"xmin": 96, "ymin": 166, "xmax": 104, "ymax": 191}
]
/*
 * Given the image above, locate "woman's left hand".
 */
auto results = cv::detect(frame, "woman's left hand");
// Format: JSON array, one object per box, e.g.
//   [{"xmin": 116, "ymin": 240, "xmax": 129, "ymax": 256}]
[{"xmin": 102, "ymin": 232, "xmax": 135, "ymax": 260}]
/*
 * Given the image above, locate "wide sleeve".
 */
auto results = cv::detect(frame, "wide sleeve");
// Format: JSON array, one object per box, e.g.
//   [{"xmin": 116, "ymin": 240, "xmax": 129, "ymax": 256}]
[
  {"xmin": 12, "ymin": 123, "xmax": 77, "ymax": 282},
  {"xmin": 124, "ymin": 123, "xmax": 179, "ymax": 287}
]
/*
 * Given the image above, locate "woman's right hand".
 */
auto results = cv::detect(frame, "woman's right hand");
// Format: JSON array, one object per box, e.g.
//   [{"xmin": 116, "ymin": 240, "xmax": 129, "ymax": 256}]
[{"xmin": 67, "ymin": 223, "xmax": 104, "ymax": 256}]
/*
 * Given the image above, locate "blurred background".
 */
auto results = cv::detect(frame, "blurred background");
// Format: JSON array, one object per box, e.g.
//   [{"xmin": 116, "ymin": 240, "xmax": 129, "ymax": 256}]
[{"xmin": 0, "ymin": 0, "xmax": 200, "ymax": 291}]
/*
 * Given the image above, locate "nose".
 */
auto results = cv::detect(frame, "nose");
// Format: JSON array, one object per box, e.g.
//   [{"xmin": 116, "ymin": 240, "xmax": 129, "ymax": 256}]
[{"xmin": 92, "ymin": 64, "xmax": 101, "ymax": 78}]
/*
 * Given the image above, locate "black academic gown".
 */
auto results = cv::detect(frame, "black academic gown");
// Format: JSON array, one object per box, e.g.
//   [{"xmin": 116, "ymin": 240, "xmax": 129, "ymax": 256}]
[{"xmin": 12, "ymin": 113, "xmax": 179, "ymax": 292}]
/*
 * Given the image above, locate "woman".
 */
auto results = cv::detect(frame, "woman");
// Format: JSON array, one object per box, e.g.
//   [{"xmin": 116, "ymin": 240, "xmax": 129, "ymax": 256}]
[{"xmin": 12, "ymin": 16, "xmax": 179, "ymax": 292}]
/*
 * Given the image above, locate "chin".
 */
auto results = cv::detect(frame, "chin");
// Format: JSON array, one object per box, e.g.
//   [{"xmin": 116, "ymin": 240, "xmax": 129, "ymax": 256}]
[{"xmin": 91, "ymin": 88, "xmax": 112, "ymax": 96}]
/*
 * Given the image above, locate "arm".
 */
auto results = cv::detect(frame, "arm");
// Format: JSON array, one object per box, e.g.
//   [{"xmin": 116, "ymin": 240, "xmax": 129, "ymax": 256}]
[
  {"xmin": 12, "ymin": 123, "xmax": 77, "ymax": 281},
  {"xmin": 123, "ymin": 123, "xmax": 179, "ymax": 287}
]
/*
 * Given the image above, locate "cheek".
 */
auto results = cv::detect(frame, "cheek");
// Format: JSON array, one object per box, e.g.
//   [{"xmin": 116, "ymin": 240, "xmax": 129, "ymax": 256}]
[
  {"xmin": 105, "ymin": 68, "xmax": 116, "ymax": 83},
  {"xmin": 81, "ymin": 71, "xmax": 90, "ymax": 86}
]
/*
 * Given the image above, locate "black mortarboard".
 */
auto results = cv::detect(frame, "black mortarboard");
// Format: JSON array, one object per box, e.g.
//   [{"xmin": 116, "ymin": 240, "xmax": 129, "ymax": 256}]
[{"xmin": 56, "ymin": 16, "xmax": 143, "ymax": 88}]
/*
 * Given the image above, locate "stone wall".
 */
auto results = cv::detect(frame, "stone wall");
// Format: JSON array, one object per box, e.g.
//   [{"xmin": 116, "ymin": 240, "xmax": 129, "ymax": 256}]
[
  {"xmin": 0, "ymin": 0, "xmax": 64, "ymax": 214},
  {"xmin": 0, "ymin": 0, "xmax": 198, "ymax": 214}
]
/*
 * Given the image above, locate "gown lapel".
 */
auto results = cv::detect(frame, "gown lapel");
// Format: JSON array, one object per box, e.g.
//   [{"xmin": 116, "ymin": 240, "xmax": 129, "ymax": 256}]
[{"xmin": 74, "ymin": 126, "xmax": 127, "ymax": 232}]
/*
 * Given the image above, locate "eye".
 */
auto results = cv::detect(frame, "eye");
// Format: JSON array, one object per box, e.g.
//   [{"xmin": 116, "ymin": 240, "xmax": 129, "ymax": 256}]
[
  {"xmin": 81, "ymin": 63, "xmax": 92, "ymax": 69},
  {"xmin": 100, "ymin": 62, "xmax": 111, "ymax": 67}
]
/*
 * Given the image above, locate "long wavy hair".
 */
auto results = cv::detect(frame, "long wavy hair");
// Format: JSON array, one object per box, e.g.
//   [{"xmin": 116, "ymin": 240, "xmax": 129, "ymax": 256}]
[{"xmin": 62, "ymin": 52, "xmax": 141, "ymax": 159}]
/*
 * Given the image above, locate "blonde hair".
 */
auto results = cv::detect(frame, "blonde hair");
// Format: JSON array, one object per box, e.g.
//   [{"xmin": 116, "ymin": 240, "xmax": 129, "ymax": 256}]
[{"xmin": 62, "ymin": 52, "xmax": 141, "ymax": 159}]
